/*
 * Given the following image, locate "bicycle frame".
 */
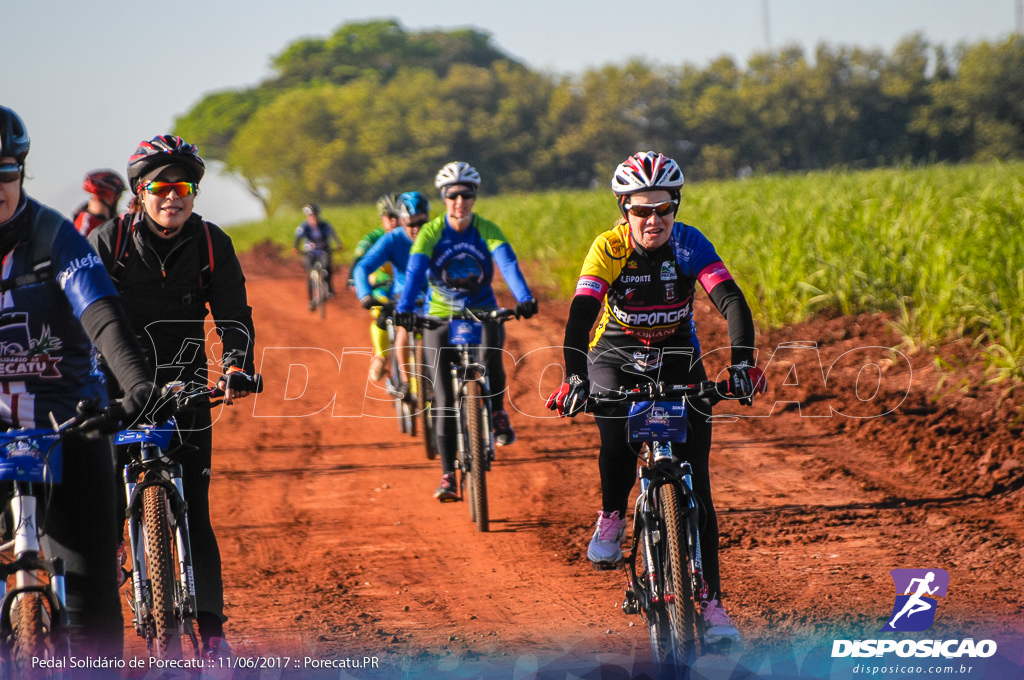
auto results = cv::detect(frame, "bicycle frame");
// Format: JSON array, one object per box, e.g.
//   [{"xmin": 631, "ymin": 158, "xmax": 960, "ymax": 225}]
[
  {"xmin": 117, "ymin": 422, "xmax": 201, "ymax": 658},
  {"xmin": 448, "ymin": 324, "xmax": 494, "ymax": 475}
]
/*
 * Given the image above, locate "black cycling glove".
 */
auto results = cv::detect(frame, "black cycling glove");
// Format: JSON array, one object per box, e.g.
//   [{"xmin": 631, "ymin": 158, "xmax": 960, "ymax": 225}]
[{"xmin": 515, "ymin": 299, "xmax": 539, "ymax": 319}]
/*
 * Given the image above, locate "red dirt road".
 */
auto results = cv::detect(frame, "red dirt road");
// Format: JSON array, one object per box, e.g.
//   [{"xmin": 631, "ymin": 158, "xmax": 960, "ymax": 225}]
[{"xmin": 149, "ymin": 256, "xmax": 1024, "ymax": 678}]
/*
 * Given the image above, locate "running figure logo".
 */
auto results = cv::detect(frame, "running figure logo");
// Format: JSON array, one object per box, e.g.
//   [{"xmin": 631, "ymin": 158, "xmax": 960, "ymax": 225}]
[{"xmin": 881, "ymin": 568, "xmax": 949, "ymax": 632}]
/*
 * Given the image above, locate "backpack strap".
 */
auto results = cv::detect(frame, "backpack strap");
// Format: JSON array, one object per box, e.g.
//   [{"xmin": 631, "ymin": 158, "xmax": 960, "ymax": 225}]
[
  {"xmin": 198, "ymin": 220, "xmax": 214, "ymax": 292},
  {"xmin": 0, "ymin": 205, "xmax": 65, "ymax": 292},
  {"xmin": 108, "ymin": 213, "xmax": 136, "ymax": 287}
]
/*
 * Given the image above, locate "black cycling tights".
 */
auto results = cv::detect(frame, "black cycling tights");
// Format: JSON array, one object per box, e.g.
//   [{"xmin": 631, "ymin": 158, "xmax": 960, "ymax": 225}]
[
  {"xmin": 421, "ymin": 320, "xmax": 507, "ymax": 476},
  {"xmin": 589, "ymin": 350, "xmax": 723, "ymax": 598}
]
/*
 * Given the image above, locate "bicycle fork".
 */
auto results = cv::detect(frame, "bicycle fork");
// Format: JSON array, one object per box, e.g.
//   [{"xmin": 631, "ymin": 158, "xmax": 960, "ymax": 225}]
[
  {"xmin": 0, "ymin": 486, "xmax": 69, "ymax": 634},
  {"xmin": 123, "ymin": 445, "xmax": 199, "ymax": 643},
  {"xmin": 622, "ymin": 459, "xmax": 709, "ymax": 617},
  {"xmin": 451, "ymin": 355, "xmax": 493, "ymax": 472}
]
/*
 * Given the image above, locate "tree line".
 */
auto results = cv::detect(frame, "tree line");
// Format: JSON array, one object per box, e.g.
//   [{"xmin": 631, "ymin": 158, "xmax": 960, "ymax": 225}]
[{"xmin": 174, "ymin": 19, "xmax": 1024, "ymax": 214}]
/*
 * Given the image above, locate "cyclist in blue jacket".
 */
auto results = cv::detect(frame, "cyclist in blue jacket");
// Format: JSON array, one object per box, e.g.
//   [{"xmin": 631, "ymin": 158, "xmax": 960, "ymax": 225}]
[
  {"xmin": 395, "ymin": 162, "xmax": 538, "ymax": 501},
  {"xmin": 0, "ymin": 105, "xmax": 166, "ymax": 658},
  {"xmin": 354, "ymin": 191, "xmax": 430, "ymax": 398},
  {"xmin": 294, "ymin": 203, "xmax": 342, "ymax": 309}
]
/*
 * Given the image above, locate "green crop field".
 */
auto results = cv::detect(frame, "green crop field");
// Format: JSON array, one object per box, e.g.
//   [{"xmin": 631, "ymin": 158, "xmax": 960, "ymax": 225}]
[{"xmin": 228, "ymin": 162, "xmax": 1024, "ymax": 379}]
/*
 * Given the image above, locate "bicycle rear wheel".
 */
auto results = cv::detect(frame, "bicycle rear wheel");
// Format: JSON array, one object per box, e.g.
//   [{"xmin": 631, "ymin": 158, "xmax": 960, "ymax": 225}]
[
  {"xmin": 658, "ymin": 483, "xmax": 702, "ymax": 672},
  {"xmin": 142, "ymin": 485, "xmax": 183, "ymax": 659},
  {"xmin": 416, "ymin": 343, "xmax": 437, "ymax": 459},
  {"xmin": 463, "ymin": 381, "xmax": 489, "ymax": 532}
]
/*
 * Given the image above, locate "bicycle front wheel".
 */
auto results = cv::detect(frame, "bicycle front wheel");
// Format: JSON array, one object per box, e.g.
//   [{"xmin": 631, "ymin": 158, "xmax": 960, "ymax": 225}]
[
  {"xmin": 463, "ymin": 380, "xmax": 489, "ymax": 532},
  {"xmin": 11, "ymin": 592, "xmax": 45, "ymax": 670},
  {"xmin": 142, "ymin": 485, "xmax": 184, "ymax": 659},
  {"xmin": 658, "ymin": 483, "xmax": 702, "ymax": 672}
]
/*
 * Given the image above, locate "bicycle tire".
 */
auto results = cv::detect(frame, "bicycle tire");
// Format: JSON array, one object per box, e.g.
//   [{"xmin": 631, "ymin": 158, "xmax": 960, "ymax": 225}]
[
  {"xmin": 312, "ymin": 268, "xmax": 327, "ymax": 319},
  {"xmin": 416, "ymin": 343, "xmax": 437, "ymax": 460},
  {"xmin": 405, "ymin": 348, "xmax": 418, "ymax": 438},
  {"xmin": 464, "ymin": 380, "xmax": 489, "ymax": 532},
  {"xmin": 659, "ymin": 483, "xmax": 701, "ymax": 671},
  {"xmin": 11, "ymin": 592, "xmax": 45, "ymax": 671},
  {"xmin": 142, "ymin": 485, "xmax": 183, "ymax": 659}
]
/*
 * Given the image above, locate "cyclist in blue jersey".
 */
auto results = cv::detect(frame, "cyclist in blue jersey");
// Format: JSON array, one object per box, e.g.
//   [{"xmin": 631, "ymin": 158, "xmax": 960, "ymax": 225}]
[
  {"xmin": 0, "ymin": 106, "xmax": 167, "ymax": 658},
  {"xmin": 354, "ymin": 191, "xmax": 431, "ymax": 397},
  {"xmin": 395, "ymin": 162, "xmax": 538, "ymax": 501},
  {"xmin": 545, "ymin": 151, "xmax": 767, "ymax": 646},
  {"xmin": 294, "ymin": 203, "xmax": 342, "ymax": 310}
]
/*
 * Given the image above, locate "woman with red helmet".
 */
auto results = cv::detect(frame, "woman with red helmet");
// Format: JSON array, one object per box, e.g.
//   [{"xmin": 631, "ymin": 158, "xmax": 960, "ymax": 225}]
[
  {"xmin": 73, "ymin": 169, "xmax": 126, "ymax": 237},
  {"xmin": 546, "ymin": 151, "xmax": 767, "ymax": 647},
  {"xmin": 87, "ymin": 134, "xmax": 258, "ymax": 660}
]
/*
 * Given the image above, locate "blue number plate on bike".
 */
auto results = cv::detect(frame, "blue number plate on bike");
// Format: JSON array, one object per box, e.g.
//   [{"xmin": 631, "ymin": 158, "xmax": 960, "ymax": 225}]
[
  {"xmin": 448, "ymin": 320, "xmax": 483, "ymax": 345},
  {"xmin": 0, "ymin": 430, "xmax": 63, "ymax": 483},
  {"xmin": 627, "ymin": 401, "xmax": 688, "ymax": 443},
  {"xmin": 114, "ymin": 419, "xmax": 176, "ymax": 448}
]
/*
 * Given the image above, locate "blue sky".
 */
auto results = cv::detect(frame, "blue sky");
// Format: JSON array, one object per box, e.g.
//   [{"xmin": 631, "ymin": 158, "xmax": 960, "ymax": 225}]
[{"xmin": 4, "ymin": 0, "xmax": 1018, "ymax": 225}]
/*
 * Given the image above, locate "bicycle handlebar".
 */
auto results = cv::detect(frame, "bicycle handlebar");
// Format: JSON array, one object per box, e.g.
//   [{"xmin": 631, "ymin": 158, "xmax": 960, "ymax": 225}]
[
  {"xmin": 377, "ymin": 307, "xmax": 519, "ymax": 331},
  {"xmin": 54, "ymin": 374, "xmax": 264, "ymax": 434},
  {"xmin": 587, "ymin": 379, "xmax": 733, "ymax": 411}
]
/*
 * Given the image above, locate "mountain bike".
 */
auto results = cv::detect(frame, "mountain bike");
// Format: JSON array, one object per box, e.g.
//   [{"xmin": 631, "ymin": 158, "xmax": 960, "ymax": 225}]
[
  {"xmin": 304, "ymin": 246, "xmax": 330, "ymax": 319},
  {"xmin": 426, "ymin": 308, "xmax": 517, "ymax": 532},
  {"xmin": 587, "ymin": 380, "xmax": 730, "ymax": 679},
  {"xmin": 0, "ymin": 412, "xmax": 99, "ymax": 676},
  {"xmin": 117, "ymin": 379, "xmax": 261, "ymax": 660}
]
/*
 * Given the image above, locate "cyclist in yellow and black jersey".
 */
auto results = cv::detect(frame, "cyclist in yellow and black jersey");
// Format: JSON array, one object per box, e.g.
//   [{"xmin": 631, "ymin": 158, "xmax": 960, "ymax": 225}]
[{"xmin": 547, "ymin": 151, "xmax": 767, "ymax": 647}]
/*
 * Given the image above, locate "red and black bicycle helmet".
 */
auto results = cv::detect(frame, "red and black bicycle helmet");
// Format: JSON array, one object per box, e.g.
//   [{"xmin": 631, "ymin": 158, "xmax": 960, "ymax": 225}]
[
  {"xmin": 127, "ymin": 135, "xmax": 205, "ymax": 194},
  {"xmin": 0, "ymin": 106, "xmax": 31, "ymax": 163},
  {"xmin": 83, "ymin": 169, "xmax": 127, "ymax": 203}
]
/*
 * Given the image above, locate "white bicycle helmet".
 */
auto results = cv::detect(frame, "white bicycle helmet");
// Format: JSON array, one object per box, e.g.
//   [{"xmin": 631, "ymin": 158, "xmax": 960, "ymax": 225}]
[
  {"xmin": 434, "ymin": 161, "xmax": 481, "ymax": 197},
  {"xmin": 611, "ymin": 151, "xmax": 684, "ymax": 196}
]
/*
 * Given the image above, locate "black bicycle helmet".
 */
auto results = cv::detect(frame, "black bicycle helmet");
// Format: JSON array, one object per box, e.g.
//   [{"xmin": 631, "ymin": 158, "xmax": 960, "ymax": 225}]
[
  {"xmin": 303, "ymin": 203, "xmax": 320, "ymax": 217},
  {"xmin": 127, "ymin": 135, "xmax": 205, "ymax": 194},
  {"xmin": 0, "ymin": 106, "xmax": 30, "ymax": 163}
]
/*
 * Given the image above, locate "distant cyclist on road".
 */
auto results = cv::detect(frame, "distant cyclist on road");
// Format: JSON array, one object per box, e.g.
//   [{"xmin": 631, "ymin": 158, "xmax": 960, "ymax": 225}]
[
  {"xmin": 73, "ymin": 169, "xmax": 126, "ymax": 237},
  {"xmin": 351, "ymin": 194, "xmax": 399, "ymax": 382},
  {"xmin": 545, "ymin": 151, "xmax": 766, "ymax": 646},
  {"xmin": 294, "ymin": 203, "xmax": 342, "ymax": 311},
  {"xmin": 353, "ymin": 191, "xmax": 431, "ymax": 397},
  {"xmin": 395, "ymin": 162, "xmax": 538, "ymax": 501}
]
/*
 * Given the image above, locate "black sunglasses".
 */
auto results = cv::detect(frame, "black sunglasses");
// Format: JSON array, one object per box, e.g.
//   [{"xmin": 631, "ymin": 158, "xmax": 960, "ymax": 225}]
[
  {"xmin": 0, "ymin": 163, "xmax": 23, "ymax": 184},
  {"xmin": 406, "ymin": 219, "xmax": 428, "ymax": 228},
  {"xmin": 446, "ymin": 190, "xmax": 476, "ymax": 201}
]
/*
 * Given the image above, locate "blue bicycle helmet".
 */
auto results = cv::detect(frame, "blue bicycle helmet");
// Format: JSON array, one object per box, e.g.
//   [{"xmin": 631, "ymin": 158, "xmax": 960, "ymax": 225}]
[{"xmin": 397, "ymin": 191, "xmax": 430, "ymax": 220}]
